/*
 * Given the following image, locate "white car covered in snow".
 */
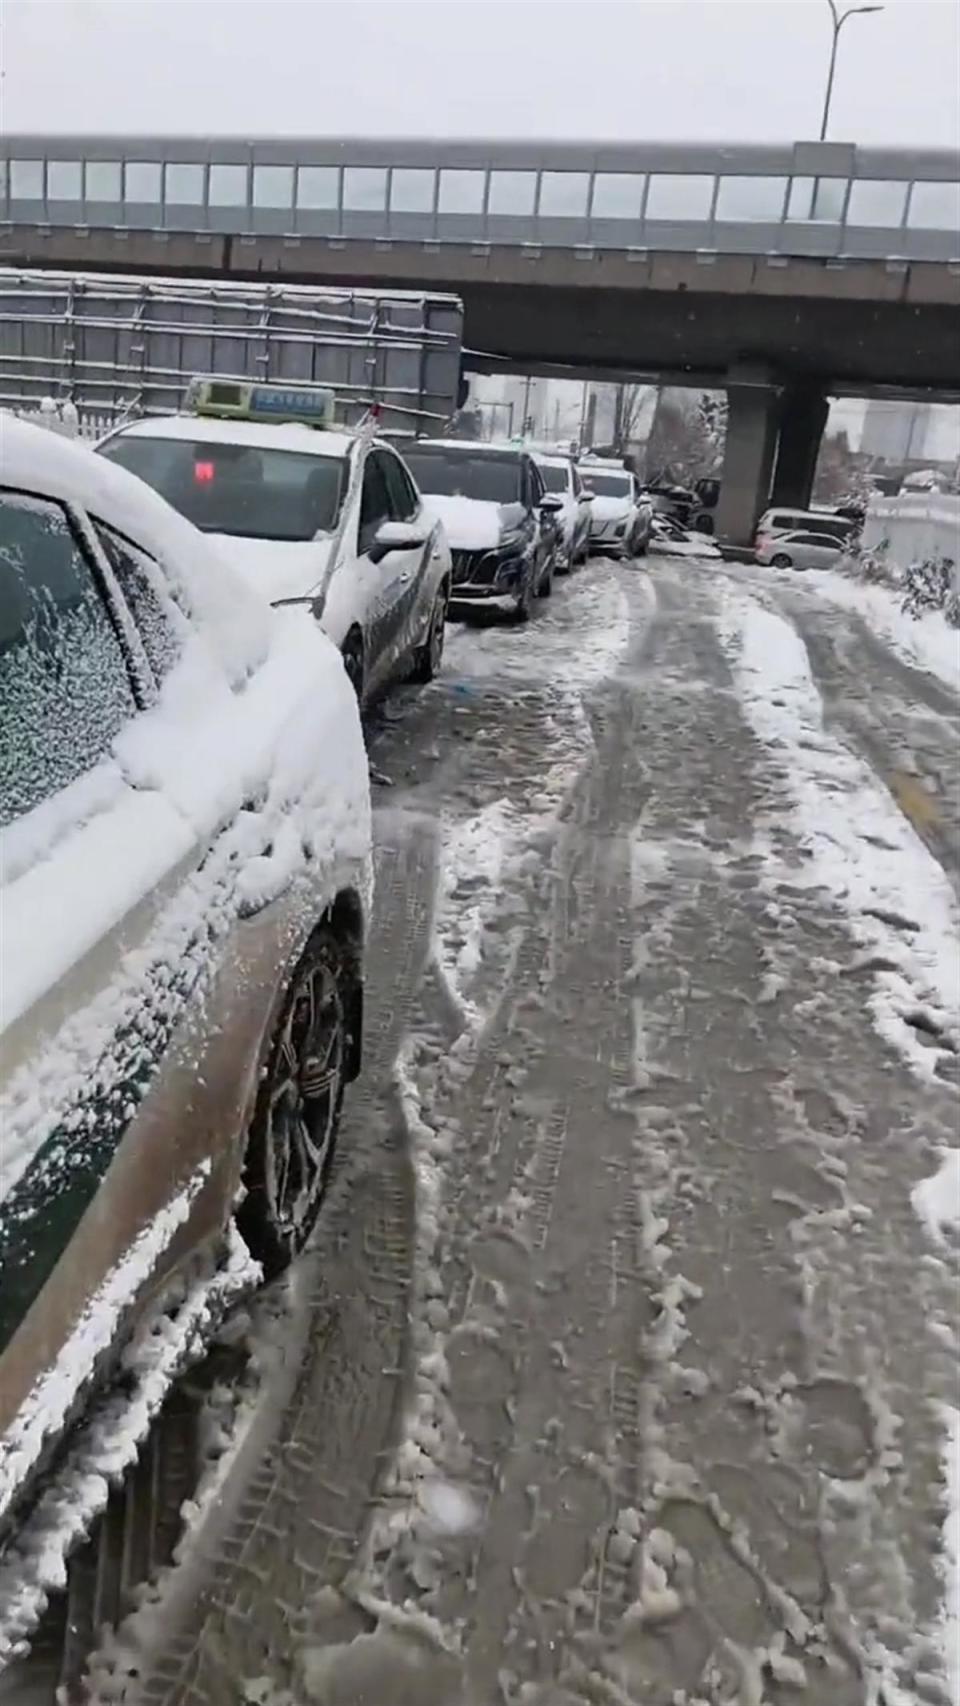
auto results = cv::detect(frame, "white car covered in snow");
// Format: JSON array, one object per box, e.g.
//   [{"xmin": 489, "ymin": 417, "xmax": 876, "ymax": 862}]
[
  {"xmin": 533, "ymin": 453, "xmax": 593, "ymax": 571},
  {"xmin": 0, "ymin": 415, "xmax": 371, "ymax": 1658},
  {"xmin": 578, "ymin": 460, "xmax": 652, "ymax": 558},
  {"xmin": 98, "ymin": 379, "xmax": 452, "ymax": 705}
]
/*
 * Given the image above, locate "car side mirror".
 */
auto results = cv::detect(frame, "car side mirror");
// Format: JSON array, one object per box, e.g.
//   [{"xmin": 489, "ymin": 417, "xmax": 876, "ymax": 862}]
[
  {"xmin": 580, "ymin": 490, "xmax": 595, "ymax": 501},
  {"xmin": 539, "ymin": 494, "xmax": 564, "ymax": 513},
  {"xmin": 368, "ymin": 518, "xmax": 428, "ymax": 563}
]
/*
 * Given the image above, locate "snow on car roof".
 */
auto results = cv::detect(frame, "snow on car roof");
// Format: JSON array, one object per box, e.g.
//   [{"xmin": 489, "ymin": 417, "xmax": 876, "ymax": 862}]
[
  {"xmin": 535, "ymin": 454, "xmax": 573, "ymax": 468},
  {"xmin": 413, "ymin": 439, "xmax": 523, "ymax": 458},
  {"xmin": 110, "ymin": 413, "xmax": 358, "ymax": 461},
  {"xmin": 1, "ymin": 412, "xmax": 269, "ymax": 684}
]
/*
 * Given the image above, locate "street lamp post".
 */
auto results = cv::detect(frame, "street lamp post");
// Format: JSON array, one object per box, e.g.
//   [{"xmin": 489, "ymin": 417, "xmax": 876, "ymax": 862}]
[{"xmin": 819, "ymin": 0, "xmax": 884, "ymax": 141}]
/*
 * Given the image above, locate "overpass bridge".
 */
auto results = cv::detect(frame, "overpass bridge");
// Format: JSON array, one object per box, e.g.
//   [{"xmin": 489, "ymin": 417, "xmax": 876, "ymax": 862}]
[{"xmin": 2, "ymin": 135, "xmax": 958, "ymax": 540}]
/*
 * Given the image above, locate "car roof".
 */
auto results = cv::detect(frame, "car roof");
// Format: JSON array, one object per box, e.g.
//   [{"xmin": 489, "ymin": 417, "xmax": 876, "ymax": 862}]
[
  {"xmin": 535, "ymin": 454, "xmax": 573, "ymax": 469},
  {"xmin": 108, "ymin": 413, "xmax": 359, "ymax": 461},
  {"xmin": 1, "ymin": 412, "xmax": 271, "ymax": 684}
]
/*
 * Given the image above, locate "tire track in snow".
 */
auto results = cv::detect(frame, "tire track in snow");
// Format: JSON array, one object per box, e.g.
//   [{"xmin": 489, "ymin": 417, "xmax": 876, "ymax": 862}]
[{"xmin": 714, "ymin": 582, "xmax": 960, "ymax": 1086}]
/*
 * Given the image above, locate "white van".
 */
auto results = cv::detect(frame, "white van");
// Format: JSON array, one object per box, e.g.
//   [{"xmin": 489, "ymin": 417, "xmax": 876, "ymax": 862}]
[{"xmin": 755, "ymin": 507, "xmax": 856, "ymax": 551}]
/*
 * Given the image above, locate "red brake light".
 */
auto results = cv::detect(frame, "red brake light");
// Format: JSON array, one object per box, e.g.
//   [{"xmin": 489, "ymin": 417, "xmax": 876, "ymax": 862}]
[{"xmin": 194, "ymin": 460, "xmax": 215, "ymax": 483}]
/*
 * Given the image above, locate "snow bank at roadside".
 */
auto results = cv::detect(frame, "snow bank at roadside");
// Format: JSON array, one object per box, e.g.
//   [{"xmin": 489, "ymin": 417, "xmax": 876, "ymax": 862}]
[
  {"xmin": 715, "ymin": 587, "xmax": 960, "ymax": 1082},
  {"xmin": 804, "ymin": 568, "xmax": 960, "ymax": 695},
  {"xmin": 719, "ymin": 586, "xmax": 960, "ymax": 1699},
  {"xmin": 935, "ymin": 1403, "xmax": 960, "ymax": 1703},
  {"xmin": 909, "ymin": 1153, "xmax": 960, "ymax": 1701},
  {"xmin": 912, "ymin": 1150, "xmax": 960, "ymax": 1248}
]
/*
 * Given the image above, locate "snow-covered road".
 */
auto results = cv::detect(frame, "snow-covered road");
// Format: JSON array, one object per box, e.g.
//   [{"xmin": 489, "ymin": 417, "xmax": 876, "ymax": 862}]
[{"xmin": 64, "ymin": 558, "xmax": 959, "ymax": 1706}]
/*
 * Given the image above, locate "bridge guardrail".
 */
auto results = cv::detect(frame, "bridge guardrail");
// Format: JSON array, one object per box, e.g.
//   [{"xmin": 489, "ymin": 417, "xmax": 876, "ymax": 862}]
[{"xmin": 1, "ymin": 138, "xmax": 958, "ymax": 263}]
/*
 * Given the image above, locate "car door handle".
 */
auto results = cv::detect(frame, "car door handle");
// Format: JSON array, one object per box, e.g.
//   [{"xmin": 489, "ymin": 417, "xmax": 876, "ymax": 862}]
[{"xmin": 398, "ymin": 572, "xmax": 412, "ymax": 584}]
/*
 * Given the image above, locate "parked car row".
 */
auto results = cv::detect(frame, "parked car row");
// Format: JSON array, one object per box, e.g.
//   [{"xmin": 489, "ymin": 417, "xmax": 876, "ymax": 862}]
[{"xmin": 0, "ymin": 385, "xmax": 659, "ymax": 1629}]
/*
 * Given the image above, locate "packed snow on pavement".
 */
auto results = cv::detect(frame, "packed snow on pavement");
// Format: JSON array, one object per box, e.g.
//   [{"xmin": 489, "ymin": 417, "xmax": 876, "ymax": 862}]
[
  {"xmin": 798, "ymin": 566, "xmax": 960, "ymax": 697},
  {"xmin": 13, "ymin": 553, "xmax": 959, "ymax": 1706}
]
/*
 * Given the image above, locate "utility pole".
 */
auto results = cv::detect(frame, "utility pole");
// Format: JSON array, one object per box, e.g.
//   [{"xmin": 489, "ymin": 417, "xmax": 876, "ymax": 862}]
[{"xmin": 819, "ymin": 0, "xmax": 884, "ymax": 141}]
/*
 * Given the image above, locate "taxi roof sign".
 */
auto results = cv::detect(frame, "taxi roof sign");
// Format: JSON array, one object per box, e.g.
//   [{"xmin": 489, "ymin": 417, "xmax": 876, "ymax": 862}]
[{"xmin": 185, "ymin": 376, "xmax": 336, "ymax": 429}]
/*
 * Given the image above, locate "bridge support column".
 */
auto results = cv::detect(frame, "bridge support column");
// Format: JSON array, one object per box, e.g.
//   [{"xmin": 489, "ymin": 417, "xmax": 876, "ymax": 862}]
[
  {"xmin": 771, "ymin": 385, "xmax": 829, "ymax": 511},
  {"xmin": 714, "ymin": 379, "xmax": 780, "ymax": 546}
]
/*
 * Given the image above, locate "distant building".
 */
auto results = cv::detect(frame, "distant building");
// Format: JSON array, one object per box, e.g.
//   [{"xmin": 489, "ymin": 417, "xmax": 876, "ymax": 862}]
[{"xmin": 861, "ymin": 400, "xmax": 935, "ymax": 464}]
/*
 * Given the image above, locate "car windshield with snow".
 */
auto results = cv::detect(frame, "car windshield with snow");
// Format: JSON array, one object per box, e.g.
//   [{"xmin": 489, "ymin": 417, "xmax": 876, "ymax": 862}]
[
  {"xmin": 97, "ymin": 381, "xmax": 453, "ymax": 706},
  {"xmin": 101, "ymin": 434, "xmax": 348, "ymax": 542},
  {"xmin": 578, "ymin": 463, "xmax": 652, "ymax": 557},
  {"xmin": 404, "ymin": 440, "xmax": 563, "ymax": 619},
  {"xmin": 0, "ymin": 416, "xmax": 371, "ymax": 1639}
]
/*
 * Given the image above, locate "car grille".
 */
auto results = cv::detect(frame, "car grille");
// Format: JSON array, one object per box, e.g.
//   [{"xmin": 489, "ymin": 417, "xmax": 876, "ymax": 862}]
[{"xmin": 452, "ymin": 548, "xmax": 497, "ymax": 584}]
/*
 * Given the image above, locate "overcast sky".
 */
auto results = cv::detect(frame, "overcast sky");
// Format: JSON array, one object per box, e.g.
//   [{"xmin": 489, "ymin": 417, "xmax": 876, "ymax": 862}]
[{"xmin": 2, "ymin": 0, "xmax": 958, "ymax": 147}]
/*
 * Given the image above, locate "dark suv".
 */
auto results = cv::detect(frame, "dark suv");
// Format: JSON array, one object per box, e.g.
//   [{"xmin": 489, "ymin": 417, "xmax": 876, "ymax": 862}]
[{"xmin": 402, "ymin": 441, "xmax": 563, "ymax": 621}]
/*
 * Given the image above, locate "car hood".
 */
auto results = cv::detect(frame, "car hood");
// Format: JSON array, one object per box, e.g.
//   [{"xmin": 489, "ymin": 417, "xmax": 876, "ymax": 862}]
[
  {"xmin": 211, "ymin": 534, "xmax": 333, "ymax": 605},
  {"xmin": 419, "ymin": 494, "xmax": 506, "ymax": 551},
  {"xmin": 590, "ymin": 495, "xmax": 632, "ymax": 522}
]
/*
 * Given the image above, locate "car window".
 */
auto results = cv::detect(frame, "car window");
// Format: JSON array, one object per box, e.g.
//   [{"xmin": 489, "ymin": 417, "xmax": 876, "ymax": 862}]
[
  {"xmin": 537, "ymin": 463, "xmax": 569, "ymax": 495},
  {"xmin": 792, "ymin": 532, "xmax": 835, "ymax": 547},
  {"xmin": 92, "ymin": 521, "xmax": 185, "ymax": 683},
  {"xmin": 380, "ymin": 450, "xmax": 419, "ymax": 522},
  {"xmin": 99, "ymin": 435, "xmax": 347, "ymax": 543},
  {"xmin": 402, "ymin": 448, "xmax": 523, "ymax": 505},
  {"xmin": 359, "ymin": 452, "xmax": 392, "ymax": 542},
  {"xmin": 524, "ymin": 460, "xmax": 543, "ymax": 508},
  {"xmin": 0, "ymin": 490, "xmax": 137, "ymax": 828},
  {"xmin": 581, "ymin": 471, "xmax": 631, "ymax": 497}
]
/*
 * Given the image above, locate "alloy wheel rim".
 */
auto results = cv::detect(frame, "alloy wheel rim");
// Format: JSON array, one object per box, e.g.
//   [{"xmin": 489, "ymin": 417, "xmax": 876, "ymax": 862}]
[{"xmin": 265, "ymin": 960, "xmax": 343, "ymax": 1245}]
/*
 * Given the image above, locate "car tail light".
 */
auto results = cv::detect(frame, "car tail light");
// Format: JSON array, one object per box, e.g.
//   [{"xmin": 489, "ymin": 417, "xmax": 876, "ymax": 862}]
[{"xmin": 194, "ymin": 460, "xmax": 216, "ymax": 483}]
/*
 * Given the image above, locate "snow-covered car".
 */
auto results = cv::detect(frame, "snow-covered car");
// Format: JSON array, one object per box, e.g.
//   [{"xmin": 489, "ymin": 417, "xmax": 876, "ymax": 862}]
[
  {"xmin": 0, "ymin": 417, "xmax": 371, "ymax": 1605},
  {"xmin": 577, "ymin": 462, "xmax": 652, "ymax": 558},
  {"xmin": 97, "ymin": 379, "xmax": 452, "ymax": 705},
  {"xmin": 533, "ymin": 453, "xmax": 592, "ymax": 572},
  {"xmin": 402, "ymin": 440, "xmax": 563, "ymax": 620},
  {"xmin": 754, "ymin": 505, "xmax": 856, "ymax": 555},
  {"xmin": 755, "ymin": 528, "xmax": 846, "ymax": 571},
  {"xmin": 650, "ymin": 513, "xmax": 723, "ymax": 559}
]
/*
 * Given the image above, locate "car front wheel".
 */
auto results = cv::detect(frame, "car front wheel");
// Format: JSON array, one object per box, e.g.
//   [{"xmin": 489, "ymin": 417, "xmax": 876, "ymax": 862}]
[
  {"xmin": 238, "ymin": 926, "xmax": 353, "ymax": 1278},
  {"xmin": 341, "ymin": 630, "xmax": 365, "ymax": 703},
  {"xmin": 770, "ymin": 552, "xmax": 793, "ymax": 568},
  {"xmin": 410, "ymin": 585, "xmax": 448, "ymax": 683}
]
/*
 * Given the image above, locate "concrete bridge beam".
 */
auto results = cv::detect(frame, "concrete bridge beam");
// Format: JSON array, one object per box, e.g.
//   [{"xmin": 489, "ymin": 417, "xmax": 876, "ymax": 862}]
[
  {"xmin": 714, "ymin": 376, "xmax": 781, "ymax": 546},
  {"xmin": 771, "ymin": 384, "xmax": 830, "ymax": 512}
]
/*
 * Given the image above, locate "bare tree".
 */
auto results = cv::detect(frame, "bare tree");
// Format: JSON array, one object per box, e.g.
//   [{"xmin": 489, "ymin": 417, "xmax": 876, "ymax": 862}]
[
  {"xmin": 697, "ymin": 392, "xmax": 728, "ymax": 473},
  {"xmin": 644, "ymin": 390, "xmax": 713, "ymax": 485},
  {"xmin": 611, "ymin": 383, "xmax": 650, "ymax": 455}
]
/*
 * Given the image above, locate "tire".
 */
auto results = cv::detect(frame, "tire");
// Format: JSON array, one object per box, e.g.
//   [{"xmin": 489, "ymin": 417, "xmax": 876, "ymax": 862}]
[
  {"xmin": 409, "ymin": 586, "xmax": 448, "ymax": 684},
  {"xmin": 513, "ymin": 583, "xmax": 532, "ymax": 623},
  {"xmin": 341, "ymin": 630, "xmax": 365, "ymax": 703},
  {"xmin": 770, "ymin": 553, "xmax": 792, "ymax": 568},
  {"xmin": 238, "ymin": 925, "xmax": 353, "ymax": 1279}
]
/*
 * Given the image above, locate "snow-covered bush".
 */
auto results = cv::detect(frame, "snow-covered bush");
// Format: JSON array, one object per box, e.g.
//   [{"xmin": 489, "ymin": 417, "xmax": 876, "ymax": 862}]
[
  {"xmin": 901, "ymin": 555, "xmax": 958, "ymax": 622},
  {"xmin": 862, "ymin": 540, "xmax": 898, "ymax": 586}
]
